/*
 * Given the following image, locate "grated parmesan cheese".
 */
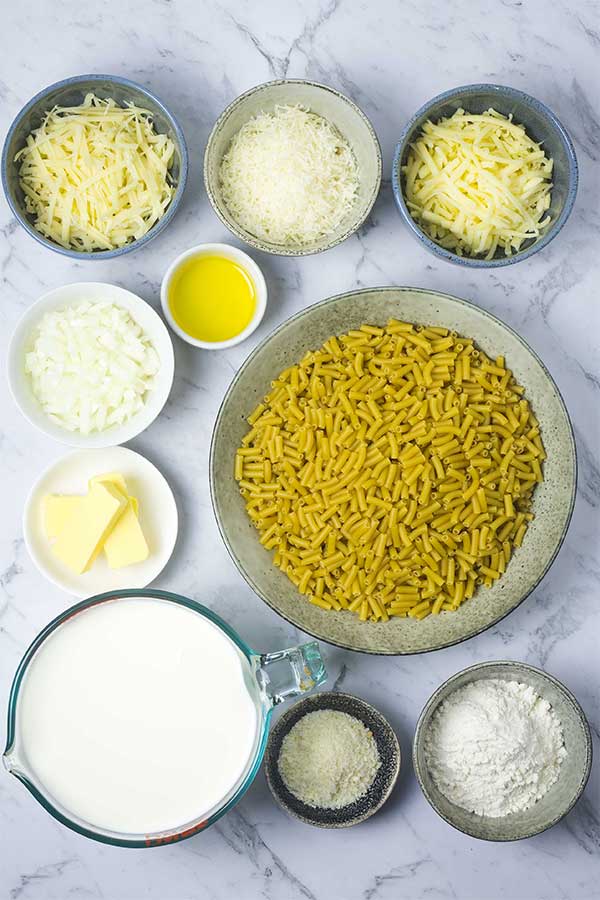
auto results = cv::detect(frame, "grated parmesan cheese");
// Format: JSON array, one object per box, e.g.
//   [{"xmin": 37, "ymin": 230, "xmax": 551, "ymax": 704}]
[
  {"xmin": 277, "ymin": 709, "xmax": 381, "ymax": 809},
  {"xmin": 219, "ymin": 104, "xmax": 359, "ymax": 246},
  {"xmin": 15, "ymin": 93, "xmax": 176, "ymax": 252},
  {"xmin": 402, "ymin": 108, "xmax": 553, "ymax": 259}
]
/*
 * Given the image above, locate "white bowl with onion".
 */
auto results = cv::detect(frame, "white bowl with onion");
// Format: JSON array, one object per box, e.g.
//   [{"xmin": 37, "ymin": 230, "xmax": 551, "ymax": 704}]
[{"xmin": 8, "ymin": 283, "xmax": 175, "ymax": 449}]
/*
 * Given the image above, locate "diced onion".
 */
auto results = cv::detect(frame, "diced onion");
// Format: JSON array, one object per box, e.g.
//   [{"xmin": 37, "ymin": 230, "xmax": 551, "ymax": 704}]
[
  {"xmin": 402, "ymin": 108, "xmax": 553, "ymax": 259},
  {"xmin": 25, "ymin": 301, "xmax": 159, "ymax": 434}
]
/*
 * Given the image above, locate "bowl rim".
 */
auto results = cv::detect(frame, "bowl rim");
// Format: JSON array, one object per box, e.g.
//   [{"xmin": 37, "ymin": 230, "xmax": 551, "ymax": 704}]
[
  {"xmin": 203, "ymin": 78, "xmax": 382, "ymax": 257},
  {"xmin": 1, "ymin": 73, "xmax": 189, "ymax": 260},
  {"xmin": 264, "ymin": 690, "xmax": 401, "ymax": 828},
  {"xmin": 209, "ymin": 285, "xmax": 577, "ymax": 655},
  {"xmin": 391, "ymin": 82, "xmax": 579, "ymax": 268},
  {"xmin": 412, "ymin": 660, "xmax": 593, "ymax": 841},
  {"xmin": 7, "ymin": 281, "xmax": 175, "ymax": 448},
  {"xmin": 160, "ymin": 242, "xmax": 268, "ymax": 349}
]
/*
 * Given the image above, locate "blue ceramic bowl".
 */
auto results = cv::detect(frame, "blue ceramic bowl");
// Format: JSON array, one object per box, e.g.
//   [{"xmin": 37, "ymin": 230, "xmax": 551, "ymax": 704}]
[
  {"xmin": 392, "ymin": 84, "xmax": 578, "ymax": 268},
  {"xmin": 2, "ymin": 74, "xmax": 188, "ymax": 259}
]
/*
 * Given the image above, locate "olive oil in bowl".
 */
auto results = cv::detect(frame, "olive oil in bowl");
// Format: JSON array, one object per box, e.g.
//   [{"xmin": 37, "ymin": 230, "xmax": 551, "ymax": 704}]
[{"xmin": 161, "ymin": 244, "xmax": 267, "ymax": 349}]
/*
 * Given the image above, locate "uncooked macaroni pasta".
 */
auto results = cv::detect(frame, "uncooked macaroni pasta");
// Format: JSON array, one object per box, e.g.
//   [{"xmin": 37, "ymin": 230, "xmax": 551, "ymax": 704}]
[{"xmin": 235, "ymin": 320, "xmax": 545, "ymax": 622}]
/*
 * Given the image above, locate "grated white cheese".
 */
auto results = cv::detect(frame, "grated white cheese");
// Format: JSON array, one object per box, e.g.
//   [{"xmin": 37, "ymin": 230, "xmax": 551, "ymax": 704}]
[
  {"xmin": 25, "ymin": 300, "xmax": 160, "ymax": 434},
  {"xmin": 402, "ymin": 108, "xmax": 553, "ymax": 259},
  {"xmin": 15, "ymin": 93, "xmax": 175, "ymax": 252},
  {"xmin": 219, "ymin": 104, "xmax": 359, "ymax": 246},
  {"xmin": 277, "ymin": 709, "xmax": 381, "ymax": 809}
]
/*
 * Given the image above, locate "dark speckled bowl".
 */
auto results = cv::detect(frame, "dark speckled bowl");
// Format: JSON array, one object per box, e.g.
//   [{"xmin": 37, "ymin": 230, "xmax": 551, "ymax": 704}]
[
  {"xmin": 413, "ymin": 661, "xmax": 592, "ymax": 841},
  {"xmin": 2, "ymin": 74, "xmax": 188, "ymax": 259},
  {"xmin": 265, "ymin": 691, "xmax": 400, "ymax": 828},
  {"xmin": 392, "ymin": 84, "xmax": 578, "ymax": 267}
]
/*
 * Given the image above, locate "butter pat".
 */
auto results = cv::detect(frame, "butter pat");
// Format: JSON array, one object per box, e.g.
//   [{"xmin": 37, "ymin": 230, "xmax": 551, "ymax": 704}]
[
  {"xmin": 89, "ymin": 472, "xmax": 129, "ymax": 494},
  {"xmin": 44, "ymin": 495, "xmax": 83, "ymax": 539},
  {"xmin": 104, "ymin": 497, "xmax": 149, "ymax": 569},
  {"xmin": 90, "ymin": 473, "xmax": 149, "ymax": 568},
  {"xmin": 51, "ymin": 482, "xmax": 127, "ymax": 574}
]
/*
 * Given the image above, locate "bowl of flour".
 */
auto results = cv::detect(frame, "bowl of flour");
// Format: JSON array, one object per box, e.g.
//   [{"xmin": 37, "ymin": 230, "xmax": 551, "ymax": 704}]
[{"xmin": 413, "ymin": 661, "xmax": 592, "ymax": 841}]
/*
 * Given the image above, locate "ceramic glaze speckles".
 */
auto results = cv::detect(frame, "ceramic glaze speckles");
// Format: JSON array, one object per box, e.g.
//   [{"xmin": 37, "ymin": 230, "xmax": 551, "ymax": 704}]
[
  {"xmin": 413, "ymin": 662, "xmax": 592, "ymax": 841},
  {"xmin": 210, "ymin": 287, "xmax": 577, "ymax": 655},
  {"xmin": 204, "ymin": 80, "xmax": 382, "ymax": 256},
  {"xmin": 265, "ymin": 692, "xmax": 400, "ymax": 828}
]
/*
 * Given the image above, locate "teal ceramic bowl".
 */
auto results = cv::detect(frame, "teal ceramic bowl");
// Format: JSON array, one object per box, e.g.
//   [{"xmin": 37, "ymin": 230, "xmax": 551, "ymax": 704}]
[
  {"xmin": 392, "ymin": 84, "xmax": 578, "ymax": 267},
  {"xmin": 2, "ymin": 74, "xmax": 188, "ymax": 259},
  {"xmin": 210, "ymin": 287, "xmax": 577, "ymax": 655},
  {"xmin": 413, "ymin": 661, "xmax": 592, "ymax": 840}
]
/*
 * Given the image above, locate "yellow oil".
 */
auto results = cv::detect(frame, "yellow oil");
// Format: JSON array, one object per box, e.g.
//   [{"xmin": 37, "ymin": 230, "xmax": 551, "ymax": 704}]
[{"xmin": 168, "ymin": 255, "xmax": 256, "ymax": 343}]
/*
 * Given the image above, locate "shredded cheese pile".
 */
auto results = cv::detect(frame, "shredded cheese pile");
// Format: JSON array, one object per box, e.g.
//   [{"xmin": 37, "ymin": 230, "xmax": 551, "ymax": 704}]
[
  {"xmin": 16, "ymin": 93, "xmax": 176, "ymax": 252},
  {"xmin": 25, "ymin": 300, "xmax": 160, "ymax": 434},
  {"xmin": 219, "ymin": 104, "xmax": 359, "ymax": 246},
  {"xmin": 402, "ymin": 108, "xmax": 553, "ymax": 259}
]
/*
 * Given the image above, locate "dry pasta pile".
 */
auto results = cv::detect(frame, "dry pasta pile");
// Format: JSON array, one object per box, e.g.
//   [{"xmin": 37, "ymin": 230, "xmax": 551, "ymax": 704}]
[{"xmin": 235, "ymin": 320, "xmax": 545, "ymax": 622}]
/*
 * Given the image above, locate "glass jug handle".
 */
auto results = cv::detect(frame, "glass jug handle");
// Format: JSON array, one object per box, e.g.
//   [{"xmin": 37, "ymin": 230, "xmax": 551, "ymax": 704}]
[{"xmin": 256, "ymin": 641, "xmax": 326, "ymax": 706}]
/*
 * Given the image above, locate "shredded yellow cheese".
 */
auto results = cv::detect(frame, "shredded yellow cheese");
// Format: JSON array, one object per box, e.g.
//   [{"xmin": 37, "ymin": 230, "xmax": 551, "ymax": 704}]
[
  {"xmin": 219, "ymin": 104, "xmax": 359, "ymax": 246},
  {"xmin": 402, "ymin": 108, "xmax": 553, "ymax": 259},
  {"xmin": 15, "ymin": 93, "xmax": 176, "ymax": 252}
]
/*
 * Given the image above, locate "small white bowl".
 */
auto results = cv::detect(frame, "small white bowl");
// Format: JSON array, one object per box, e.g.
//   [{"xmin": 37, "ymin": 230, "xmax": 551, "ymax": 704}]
[
  {"xmin": 160, "ymin": 243, "xmax": 267, "ymax": 350},
  {"xmin": 8, "ymin": 282, "xmax": 175, "ymax": 449},
  {"xmin": 24, "ymin": 446, "xmax": 178, "ymax": 597}
]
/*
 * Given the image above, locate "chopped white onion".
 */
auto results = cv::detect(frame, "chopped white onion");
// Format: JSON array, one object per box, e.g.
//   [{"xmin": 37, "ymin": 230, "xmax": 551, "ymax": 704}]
[{"xmin": 25, "ymin": 301, "xmax": 159, "ymax": 434}]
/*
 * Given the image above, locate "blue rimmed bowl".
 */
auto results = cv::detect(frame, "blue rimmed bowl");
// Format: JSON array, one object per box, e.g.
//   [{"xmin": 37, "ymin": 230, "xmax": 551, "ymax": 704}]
[
  {"xmin": 392, "ymin": 84, "xmax": 578, "ymax": 268},
  {"xmin": 2, "ymin": 74, "xmax": 189, "ymax": 260}
]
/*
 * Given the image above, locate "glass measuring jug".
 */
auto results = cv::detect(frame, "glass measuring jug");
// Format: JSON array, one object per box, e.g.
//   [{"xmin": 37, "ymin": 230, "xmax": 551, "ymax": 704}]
[{"xmin": 3, "ymin": 589, "xmax": 326, "ymax": 847}]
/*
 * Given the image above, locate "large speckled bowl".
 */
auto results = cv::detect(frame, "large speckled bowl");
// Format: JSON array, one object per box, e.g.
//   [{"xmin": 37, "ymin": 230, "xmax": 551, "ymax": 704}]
[
  {"xmin": 413, "ymin": 661, "xmax": 592, "ymax": 840},
  {"xmin": 204, "ymin": 80, "xmax": 382, "ymax": 256},
  {"xmin": 210, "ymin": 287, "xmax": 576, "ymax": 654},
  {"xmin": 265, "ymin": 691, "xmax": 400, "ymax": 828}
]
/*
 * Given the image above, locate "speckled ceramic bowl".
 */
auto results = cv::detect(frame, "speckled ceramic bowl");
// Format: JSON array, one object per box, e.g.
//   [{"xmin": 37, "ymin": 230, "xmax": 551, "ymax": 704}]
[
  {"xmin": 2, "ymin": 74, "xmax": 188, "ymax": 259},
  {"xmin": 265, "ymin": 691, "xmax": 400, "ymax": 827},
  {"xmin": 204, "ymin": 80, "xmax": 382, "ymax": 256},
  {"xmin": 413, "ymin": 661, "xmax": 592, "ymax": 841},
  {"xmin": 210, "ymin": 287, "xmax": 576, "ymax": 655},
  {"xmin": 392, "ymin": 84, "xmax": 578, "ymax": 267}
]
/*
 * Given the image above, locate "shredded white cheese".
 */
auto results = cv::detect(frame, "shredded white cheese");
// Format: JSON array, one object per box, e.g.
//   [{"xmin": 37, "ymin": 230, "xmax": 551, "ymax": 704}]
[
  {"xmin": 277, "ymin": 709, "xmax": 381, "ymax": 809},
  {"xmin": 15, "ymin": 93, "xmax": 175, "ymax": 252},
  {"xmin": 402, "ymin": 108, "xmax": 553, "ymax": 259},
  {"xmin": 219, "ymin": 104, "xmax": 359, "ymax": 246},
  {"xmin": 25, "ymin": 301, "xmax": 160, "ymax": 434}
]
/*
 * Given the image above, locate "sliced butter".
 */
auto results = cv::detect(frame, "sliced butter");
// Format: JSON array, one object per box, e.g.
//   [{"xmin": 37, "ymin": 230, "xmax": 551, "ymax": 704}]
[
  {"xmin": 104, "ymin": 497, "xmax": 149, "ymax": 569},
  {"xmin": 90, "ymin": 473, "xmax": 149, "ymax": 568},
  {"xmin": 51, "ymin": 482, "xmax": 127, "ymax": 575},
  {"xmin": 89, "ymin": 472, "xmax": 129, "ymax": 494},
  {"xmin": 44, "ymin": 495, "xmax": 83, "ymax": 539}
]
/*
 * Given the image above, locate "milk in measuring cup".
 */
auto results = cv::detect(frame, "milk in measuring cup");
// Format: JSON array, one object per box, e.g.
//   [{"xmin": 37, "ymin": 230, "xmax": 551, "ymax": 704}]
[{"xmin": 15, "ymin": 596, "xmax": 261, "ymax": 835}]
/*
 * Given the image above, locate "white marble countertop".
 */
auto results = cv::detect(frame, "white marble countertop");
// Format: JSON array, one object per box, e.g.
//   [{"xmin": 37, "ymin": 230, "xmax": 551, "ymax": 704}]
[{"xmin": 1, "ymin": 1, "xmax": 599, "ymax": 898}]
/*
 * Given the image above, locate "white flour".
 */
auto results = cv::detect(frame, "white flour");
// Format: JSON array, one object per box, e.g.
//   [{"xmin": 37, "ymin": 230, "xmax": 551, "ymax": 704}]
[{"xmin": 424, "ymin": 679, "xmax": 567, "ymax": 817}]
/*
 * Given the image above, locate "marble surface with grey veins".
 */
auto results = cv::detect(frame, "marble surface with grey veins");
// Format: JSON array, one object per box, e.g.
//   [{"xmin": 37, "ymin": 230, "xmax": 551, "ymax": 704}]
[{"xmin": 1, "ymin": 1, "xmax": 599, "ymax": 898}]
